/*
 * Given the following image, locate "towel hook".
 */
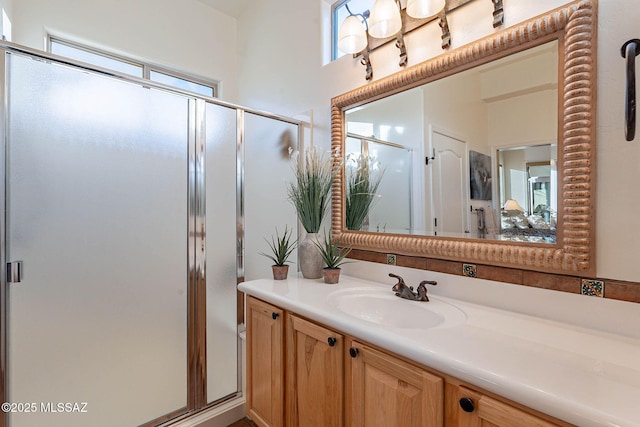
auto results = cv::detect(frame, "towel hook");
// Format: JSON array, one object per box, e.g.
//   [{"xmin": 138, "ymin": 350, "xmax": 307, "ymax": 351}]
[{"xmin": 621, "ymin": 39, "xmax": 640, "ymax": 141}]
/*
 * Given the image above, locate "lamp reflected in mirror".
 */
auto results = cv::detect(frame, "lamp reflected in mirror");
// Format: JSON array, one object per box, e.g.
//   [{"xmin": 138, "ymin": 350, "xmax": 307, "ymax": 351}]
[
  {"xmin": 497, "ymin": 146, "xmax": 556, "ymax": 243},
  {"xmin": 503, "ymin": 199, "xmax": 524, "ymax": 212}
]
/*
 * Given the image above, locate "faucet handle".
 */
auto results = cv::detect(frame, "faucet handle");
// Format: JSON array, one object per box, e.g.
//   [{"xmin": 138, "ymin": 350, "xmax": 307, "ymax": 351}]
[
  {"xmin": 389, "ymin": 273, "xmax": 407, "ymax": 293},
  {"xmin": 419, "ymin": 280, "xmax": 437, "ymax": 287},
  {"xmin": 416, "ymin": 280, "xmax": 437, "ymax": 302}
]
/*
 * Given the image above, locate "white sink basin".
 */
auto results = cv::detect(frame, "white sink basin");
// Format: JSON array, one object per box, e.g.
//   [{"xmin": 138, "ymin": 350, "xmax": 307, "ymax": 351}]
[{"xmin": 326, "ymin": 287, "xmax": 467, "ymax": 329}]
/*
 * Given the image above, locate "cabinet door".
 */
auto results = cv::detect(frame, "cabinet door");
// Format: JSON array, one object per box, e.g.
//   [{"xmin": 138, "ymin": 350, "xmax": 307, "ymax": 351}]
[
  {"xmin": 451, "ymin": 386, "xmax": 564, "ymax": 427},
  {"xmin": 246, "ymin": 297, "xmax": 284, "ymax": 427},
  {"xmin": 348, "ymin": 341, "xmax": 443, "ymax": 427},
  {"xmin": 286, "ymin": 314, "xmax": 344, "ymax": 427}
]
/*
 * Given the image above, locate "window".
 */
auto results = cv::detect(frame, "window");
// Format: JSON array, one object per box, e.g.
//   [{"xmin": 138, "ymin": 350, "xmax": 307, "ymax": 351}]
[
  {"xmin": 49, "ymin": 37, "xmax": 218, "ymax": 98},
  {"xmin": 331, "ymin": 0, "xmax": 374, "ymax": 61}
]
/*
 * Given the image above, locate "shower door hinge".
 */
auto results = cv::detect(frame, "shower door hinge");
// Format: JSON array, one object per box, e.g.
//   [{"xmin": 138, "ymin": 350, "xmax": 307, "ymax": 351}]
[{"xmin": 6, "ymin": 261, "xmax": 23, "ymax": 283}]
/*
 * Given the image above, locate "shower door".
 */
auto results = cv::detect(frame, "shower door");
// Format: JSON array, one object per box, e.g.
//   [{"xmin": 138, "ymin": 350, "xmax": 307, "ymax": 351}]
[
  {"xmin": 243, "ymin": 112, "xmax": 299, "ymax": 282},
  {"xmin": 5, "ymin": 53, "xmax": 189, "ymax": 426}
]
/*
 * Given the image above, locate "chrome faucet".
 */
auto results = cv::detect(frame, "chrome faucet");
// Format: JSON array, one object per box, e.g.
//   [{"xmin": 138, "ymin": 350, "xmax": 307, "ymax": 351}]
[{"xmin": 389, "ymin": 273, "xmax": 437, "ymax": 302}]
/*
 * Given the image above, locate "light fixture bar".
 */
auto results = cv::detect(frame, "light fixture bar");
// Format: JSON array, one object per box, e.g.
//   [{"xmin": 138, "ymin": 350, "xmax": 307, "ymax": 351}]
[
  {"xmin": 351, "ymin": 0, "xmax": 473, "ymax": 57},
  {"xmin": 492, "ymin": 0, "xmax": 504, "ymax": 27},
  {"xmin": 340, "ymin": 0, "xmax": 504, "ymax": 81},
  {"xmin": 438, "ymin": 10, "xmax": 451, "ymax": 49}
]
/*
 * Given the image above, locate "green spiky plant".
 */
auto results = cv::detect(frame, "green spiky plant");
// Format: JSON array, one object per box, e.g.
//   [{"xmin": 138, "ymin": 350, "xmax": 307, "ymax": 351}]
[
  {"xmin": 287, "ymin": 146, "xmax": 335, "ymax": 233},
  {"xmin": 259, "ymin": 226, "xmax": 297, "ymax": 266},
  {"xmin": 313, "ymin": 231, "xmax": 352, "ymax": 270},
  {"xmin": 346, "ymin": 154, "xmax": 385, "ymax": 231}
]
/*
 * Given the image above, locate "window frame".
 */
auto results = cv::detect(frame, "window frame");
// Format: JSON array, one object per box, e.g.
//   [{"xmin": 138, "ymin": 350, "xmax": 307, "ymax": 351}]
[
  {"xmin": 48, "ymin": 36, "xmax": 218, "ymax": 98},
  {"xmin": 331, "ymin": 0, "xmax": 349, "ymax": 61}
]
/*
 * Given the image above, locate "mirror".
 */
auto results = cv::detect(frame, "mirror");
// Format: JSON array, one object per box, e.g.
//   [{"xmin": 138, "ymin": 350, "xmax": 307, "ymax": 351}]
[
  {"xmin": 331, "ymin": 0, "xmax": 597, "ymax": 275},
  {"xmin": 343, "ymin": 41, "xmax": 558, "ymax": 241}
]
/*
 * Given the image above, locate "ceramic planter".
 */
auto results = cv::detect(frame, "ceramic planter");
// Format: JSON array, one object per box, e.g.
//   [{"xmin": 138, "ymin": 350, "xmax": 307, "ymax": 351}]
[
  {"xmin": 272, "ymin": 265, "xmax": 289, "ymax": 280},
  {"xmin": 299, "ymin": 233, "xmax": 323, "ymax": 279},
  {"xmin": 322, "ymin": 268, "xmax": 341, "ymax": 284}
]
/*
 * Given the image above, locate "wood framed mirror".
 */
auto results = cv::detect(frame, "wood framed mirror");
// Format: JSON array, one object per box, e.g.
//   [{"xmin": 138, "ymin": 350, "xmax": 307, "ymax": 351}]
[{"xmin": 331, "ymin": 0, "xmax": 596, "ymax": 275}]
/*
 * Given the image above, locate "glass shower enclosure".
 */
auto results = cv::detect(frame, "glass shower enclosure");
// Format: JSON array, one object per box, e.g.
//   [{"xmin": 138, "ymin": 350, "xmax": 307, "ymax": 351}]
[{"xmin": 0, "ymin": 44, "xmax": 300, "ymax": 427}]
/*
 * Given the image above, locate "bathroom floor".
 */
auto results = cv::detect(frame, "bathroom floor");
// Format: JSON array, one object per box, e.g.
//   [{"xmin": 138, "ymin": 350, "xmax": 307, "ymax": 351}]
[{"xmin": 227, "ymin": 417, "xmax": 257, "ymax": 427}]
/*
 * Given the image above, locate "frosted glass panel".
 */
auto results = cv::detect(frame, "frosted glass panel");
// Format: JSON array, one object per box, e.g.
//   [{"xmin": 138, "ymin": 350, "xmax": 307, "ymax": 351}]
[
  {"xmin": 7, "ymin": 54, "xmax": 188, "ymax": 426},
  {"xmin": 368, "ymin": 141, "xmax": 412, "ymax": 233},
  {"xmin": 244, "ymin": 114, "xmax": 298, "ymax": 281},
  {"xmin": 345, "ymin": 138, "xmax": 412, "ymax": 233},
  {"xmin": 205, "ymin": 103, "xmax": 238, "ymax": 403}
]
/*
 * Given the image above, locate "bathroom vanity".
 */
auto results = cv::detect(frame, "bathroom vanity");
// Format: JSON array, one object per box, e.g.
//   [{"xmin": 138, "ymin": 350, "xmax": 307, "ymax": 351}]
[{"xmin": 239, "ymin": 275, "xmax": 640, "ymax": 427}]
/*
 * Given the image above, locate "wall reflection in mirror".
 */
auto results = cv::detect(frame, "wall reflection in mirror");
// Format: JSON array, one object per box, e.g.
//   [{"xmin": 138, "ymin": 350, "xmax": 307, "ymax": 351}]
[{"xmin": 343, "ymin": 41, "xmax": 558, "ymax": 243}]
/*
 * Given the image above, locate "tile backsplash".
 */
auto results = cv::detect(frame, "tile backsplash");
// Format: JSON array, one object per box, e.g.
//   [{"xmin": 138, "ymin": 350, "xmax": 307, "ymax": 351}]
[{"xmin": 346, "ymin": 249, "xmax": 639, "ymax": 304}]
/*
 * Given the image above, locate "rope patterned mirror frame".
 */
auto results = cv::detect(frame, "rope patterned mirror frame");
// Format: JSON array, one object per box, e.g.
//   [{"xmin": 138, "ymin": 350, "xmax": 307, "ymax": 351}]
[{"xmin": 331, "ymin": 0, "xmax": 597, "ymax": 276}]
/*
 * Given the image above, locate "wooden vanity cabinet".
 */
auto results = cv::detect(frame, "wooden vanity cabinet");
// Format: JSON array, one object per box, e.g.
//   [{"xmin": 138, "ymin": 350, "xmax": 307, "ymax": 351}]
[
  {"xmin": 245, "ymin": 296, "xmax": 570, "ymax": 427},
  {"xmin": 445, "ymin": 383, "xmax": 571, "ymax": 427},
  {"xmin": 347, "ymin": 339, "xmax": 444, "ymax": 427},
  {"xmin": 246, "ymin": 297, "xmax": 284, "ymax": 427},
  {"xmin": 286, "ymin": 314, "xmax": 344, "ymax": 427}
]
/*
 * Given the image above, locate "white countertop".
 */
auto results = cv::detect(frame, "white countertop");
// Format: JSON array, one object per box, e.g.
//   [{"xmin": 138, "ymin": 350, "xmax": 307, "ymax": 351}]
[{"xmin": 238, "ymin": 274, "xmax": 640, "ymax": 427}]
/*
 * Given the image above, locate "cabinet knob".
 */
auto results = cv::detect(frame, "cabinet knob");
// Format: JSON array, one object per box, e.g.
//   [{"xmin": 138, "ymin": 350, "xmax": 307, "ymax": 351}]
[
  {"xmin": 459, "ymin": 397, "xmax": 475, "ymax": 413},
  {"xmin": 271, "ymin": 312, "xmax": 279, "ymax": 320},
  {"xmin": 349, "ymin": 347, "xmax": 359, "ymax": 358},
  {"xmin": 327, "ymin": 337, "xmax": 337, "ymax": 347}
]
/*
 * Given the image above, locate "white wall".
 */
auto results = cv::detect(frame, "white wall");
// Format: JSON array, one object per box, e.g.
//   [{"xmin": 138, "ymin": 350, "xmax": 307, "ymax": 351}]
[
  {"xmin": 423, "ymin": 70, "xmax": 489, "ymax": 154},
  {"xmin": 7, "ymin": 0, "xmax": 240, "ymax": 102},
  {"xmin": 238, "ymin": 0, "xmax": 640, "ymax": 283},
  {"xmin": 487, "ymin": 90, "xmax": 558, "ymax": 147},
  {"xmin": 500, "ymin": 145, "xmax": 553, "ymax": 212}
]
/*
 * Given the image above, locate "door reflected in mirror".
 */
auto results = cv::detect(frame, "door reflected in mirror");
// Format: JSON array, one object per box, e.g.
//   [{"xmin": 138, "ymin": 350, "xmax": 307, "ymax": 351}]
[{"xmin": 343, "ymin": 41, "xmax": 558, "ymax": 243}]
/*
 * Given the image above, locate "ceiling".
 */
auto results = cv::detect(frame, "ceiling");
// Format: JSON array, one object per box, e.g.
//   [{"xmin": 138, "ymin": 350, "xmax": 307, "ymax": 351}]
[{"xmin": 197, "ymin": 0, "xmax": 251, "ymax": 18}]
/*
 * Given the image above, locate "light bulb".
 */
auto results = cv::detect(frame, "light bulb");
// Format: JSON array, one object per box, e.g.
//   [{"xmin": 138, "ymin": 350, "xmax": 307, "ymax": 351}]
[
  {"xmin": 368, "ymin": 0, "xmax": 402, "ymax": 39},
  {"xmin": 406, "ymin": 0, "xmax": 446, "ymax": 19},
  {"xmin": 338, "ymin": 15, "xmax": 368, "ymax": 54}
]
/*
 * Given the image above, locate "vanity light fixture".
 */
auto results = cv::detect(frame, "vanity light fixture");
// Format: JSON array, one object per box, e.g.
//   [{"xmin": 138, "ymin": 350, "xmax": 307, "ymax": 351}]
[{"xmin": 336, "ymin": 0, "xmax": 505, "ymax": 81}]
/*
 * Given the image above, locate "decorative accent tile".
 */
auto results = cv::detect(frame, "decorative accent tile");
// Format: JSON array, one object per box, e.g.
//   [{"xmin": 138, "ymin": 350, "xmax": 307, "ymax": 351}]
[
  {"xmin": 386, "ymin": 254, "xmax": 397, "ymax": 265},
  {"xmin": 463, "ymin": 263, "xmax": 477, "ymax": 278},
  {"xmin": 581, "ymin": 279, "xmax": 604, "ymax": 297}
]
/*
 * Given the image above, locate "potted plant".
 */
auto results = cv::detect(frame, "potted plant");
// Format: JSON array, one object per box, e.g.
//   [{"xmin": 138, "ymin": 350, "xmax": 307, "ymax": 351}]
[
  {"xmin": 259, "ymin": 226, "xmax": 297, "ymax": 280},
  {"xmin": 313, "ymin": 231, "xmax": 352, "ymax": 284},
  {"xmin": 346, "ymin": 154, "xmax": 385, "ymax": 231},
  {"xmin": 286, "ymin": 146, "xmax": 336, "ymax": 279}
]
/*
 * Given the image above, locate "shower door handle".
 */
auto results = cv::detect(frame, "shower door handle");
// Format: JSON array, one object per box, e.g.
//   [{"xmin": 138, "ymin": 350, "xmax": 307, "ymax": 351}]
[
  {"xmin": 6, "ymin": 261, "xmax": 23, "ymax": 283},
  {"xmin": 621, "ymin": 39, "xmax": 640, "ymax": 141}
]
